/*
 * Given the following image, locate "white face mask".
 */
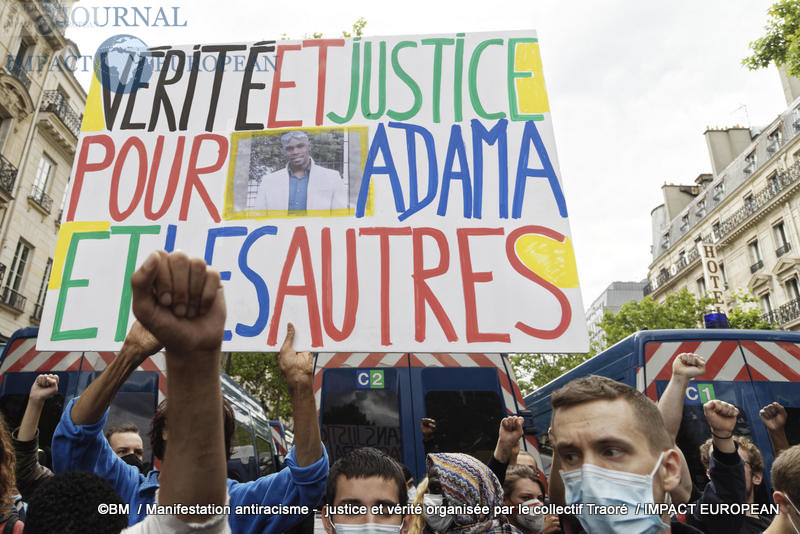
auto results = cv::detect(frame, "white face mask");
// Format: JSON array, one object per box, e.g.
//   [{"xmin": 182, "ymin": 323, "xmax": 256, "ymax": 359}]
[
  {"xmin": 423, "ymin": 493, "xmax": 453, "ymax": 533},
  {"xmin": 407, "ymin": 486, "xmax": 417, "ymax": 504},
  {"xmin": 515, "ymin": 498, "xmax": 544, "ymax": 534}
]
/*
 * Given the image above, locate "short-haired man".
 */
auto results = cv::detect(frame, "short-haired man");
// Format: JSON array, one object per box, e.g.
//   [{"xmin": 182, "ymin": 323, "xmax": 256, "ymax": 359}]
[
  {"xmin": 105, "ymin": 423, "xmax": 144, "ymax": 466},
  {"xmin": 321, "ymin": 447, "xmax": 409, "ymax": 534},
  {"xmin": 549, "ymin": 375, "xmax": 745, "ymax": 533},
  {"xmin": 765, "ymin": 445, "xmax": 800, "ymax": 534},
  {"xmin": 53, "ymin": 250, "xmax": 328, "ymax": 533},
  {"xmin": 256, "ymin": 130, "xmax": 348, "ymax": 213}
]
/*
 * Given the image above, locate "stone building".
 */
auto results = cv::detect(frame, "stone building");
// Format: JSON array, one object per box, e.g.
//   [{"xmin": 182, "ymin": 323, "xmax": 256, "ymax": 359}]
[
  {"xmin": 646, "ymin": 70, "xmax": 800, "ymax": 331},
  {"xmin": 586, "ymin": 281, "xmax": 647, "ymax": 347},
  {"xmin": 0, "ymin": 0, "xmax": 85, "ymax": 341}
]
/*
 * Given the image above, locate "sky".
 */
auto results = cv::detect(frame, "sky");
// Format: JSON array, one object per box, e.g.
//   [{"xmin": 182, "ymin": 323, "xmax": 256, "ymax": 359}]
[{"xmin": 62, "ymin": 0, "xmax": 788, "ymax": 312}]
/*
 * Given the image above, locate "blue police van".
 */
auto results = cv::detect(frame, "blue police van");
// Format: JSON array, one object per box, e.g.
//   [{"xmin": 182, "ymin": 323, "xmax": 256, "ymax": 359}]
[{"xmin": 525, "ymin": 329, "xmax": 800, "ymax": 491}]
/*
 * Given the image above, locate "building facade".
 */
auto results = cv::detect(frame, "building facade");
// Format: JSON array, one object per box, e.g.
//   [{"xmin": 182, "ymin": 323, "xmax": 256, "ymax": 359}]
[
  {"xmin": 585, "ymin": 281, "xmax": 647, "ymax": 348},
  {"xmin": 646, "ymin": 70, "xmax": 800, "ymax": 331},
  {"xmin": 0, "ymin": 1, "xmax": 84, "ymax": 341}
]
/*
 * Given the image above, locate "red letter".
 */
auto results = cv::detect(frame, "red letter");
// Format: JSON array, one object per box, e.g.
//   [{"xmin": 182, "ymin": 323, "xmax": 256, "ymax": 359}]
[
  {"xmin": 267, "ymin": 227, "xmax": 323, "ymax": 347},
  {"xmin": 359, "ymin": 227, "xmax": 412, "ymax": 346},
  {"xmin": 302, "ymin": 39, "xmax": 345, "ymax": 125},
  {"xmin": 109, "ymin": 137, "xmax": 147, "ymax": 221},
  {"xmin": 145, "ymin": 135, "xmax": 184, "ymax": 220},
  {"xmin": 267, "ymin": 44, "xmax": 303, "ymax": 128},
  {"xmin": 412, "ymin": 228, "xmax": 457, "ymax": 342},
  {"xmin": 180, "ymin": 134, "xmax": 226, "ymax": 222},
  {"xmin": 68, "ymin": 135, "xmax": 115, "ymax": 221},
  {"xmin": 457, "ymin": 228, "xmax": 509, "ymax": 343},
  {"xmin": 505, "ymin": 226, "xmax": 572, "ymax": 339},
  {"xmin": 321, "ymin": 227, "xmax": 358, "ymax": 341}
]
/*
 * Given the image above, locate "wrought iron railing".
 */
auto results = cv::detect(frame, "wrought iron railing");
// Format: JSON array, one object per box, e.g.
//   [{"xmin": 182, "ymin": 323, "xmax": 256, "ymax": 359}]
[
  {"xmin": 0, "ymin": 156, "xmax": 18, "ymax": 196},
  {"xmin": 9, "ymin": 65, "xmax": 31, "ymax": 90},
  {"xmin": 776, "ymin": 243, "xmax": 792, "ymax": 257},
  {"xmin": 0, "ymin": 287, "xmax": 26, "ymax": 312},
  {"xmin": 761, "ymin": 297, "xmax": 800, "ymax": 327},
  {"xmin": 40, "ymin": 91, "xmax": 81, "ymax": 138},
  {"xmin": 31, "ymin": 302, "xmax": 44, "ymax": 322},
  {"xmin": 29, "ymin": 185, "xmax": 53, "ymax": 212},
  {"xmin": 652, "ymin": 247, "xmax": 701, "ymax": 291},
  {"xmin": 750, "ymin": 259, "xmax": 764, "ymax": 274}
]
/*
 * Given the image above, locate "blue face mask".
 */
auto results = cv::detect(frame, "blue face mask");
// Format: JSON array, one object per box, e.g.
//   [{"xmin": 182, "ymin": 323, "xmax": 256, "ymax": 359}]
[
  {"xmin": 332, "ymin": 521, "xmax": 404, "ymax": 534},
  {"xmin": 560, "ymin": 452, "xmax": 669, "ymax": 534}
]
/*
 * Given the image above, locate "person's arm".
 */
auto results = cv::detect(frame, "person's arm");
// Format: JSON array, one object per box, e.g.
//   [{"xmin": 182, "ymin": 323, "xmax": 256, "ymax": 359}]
[
  {"xmin": 704, "ymin": 399, "xmax": 738, "ymax": 455},
  {"xmin": 18, "ymin": 374, "xmax": 59, "ymax": 442},
  {"xmin": 130, "ymin": 250, "xmax": 227, "ymax": 523},
  {"xmin": 278, "ymin": 323, "xmax": 323, "ymax": 467},
  {"xmin": 760, "ymin": 402, "xmax": 790, "ymax": 456},
  {"xmin": 658, "ymin": 353, "xmax": 706, "ymax": 440},
  {"xmin": 489, "ymin": 416, "xmax": 523, "ymax": 484},
  {"xmin": 69, "ymin": 320, "xmax": 161, "ymax": 426}
]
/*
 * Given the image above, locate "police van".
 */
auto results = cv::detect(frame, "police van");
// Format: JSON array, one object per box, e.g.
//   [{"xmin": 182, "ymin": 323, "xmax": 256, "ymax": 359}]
[
  {"xmin": 525, "ymin": 329, "xmax": 800, "ymax": 491},
  {"xmin": 314, "ymin": 351, "xmax": 540, "ymax": 482},
  {"xmin": 0, "ymin": 327, "xmax": 283, "ymax": 482}
]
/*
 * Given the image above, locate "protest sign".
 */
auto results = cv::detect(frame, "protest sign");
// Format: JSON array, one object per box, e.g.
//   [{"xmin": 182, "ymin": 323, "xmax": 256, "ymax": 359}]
[{"xmin": 38, "ymin": 30, "xmax": 589, "ymax": 352}]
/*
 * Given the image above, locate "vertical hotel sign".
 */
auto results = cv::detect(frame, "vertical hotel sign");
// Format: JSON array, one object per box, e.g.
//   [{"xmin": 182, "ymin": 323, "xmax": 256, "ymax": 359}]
[
  {"xmin": 38, "ymin": 31, "xmax": 589, "ymax": 353},
  {"xmin": 697, "ymin": 242, "xmax": 725, "ymax": 307}
]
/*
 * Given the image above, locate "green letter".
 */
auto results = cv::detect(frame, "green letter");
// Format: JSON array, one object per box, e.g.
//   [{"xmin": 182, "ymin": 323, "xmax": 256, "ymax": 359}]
[
  {"xmin": 111, "ymin": 225, "xmax": 161, "ymax": 341},
  {"xmin": 327, "ymin": 38, "xmax": 361, "ymax": 124},
  {"xmin": 387, "ymin": 41, "xmax": 422, "ymax": 121},
  {"xmin": 421, "ymin": 38, "xmax": 455, "ymax": 123},
  {"xmin": 468, "ymin": 39, "xmax": 505, "ymax": 120}
]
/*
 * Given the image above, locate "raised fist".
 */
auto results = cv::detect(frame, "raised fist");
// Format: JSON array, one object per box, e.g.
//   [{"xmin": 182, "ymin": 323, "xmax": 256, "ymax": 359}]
[
  {"xmin": 29, "ymin": 374, "xmax": 59, "ymax": 402},
  {"xmin": 759, "ymin": 402, "xmax": 787, "ymax": 432},
  {"xmin": 703, "ymin": 399, "xmax": 738, "ymax": 435},
  {"xmin": 672, "ymin": 353, "xmax": 706, "ymax": 379}
]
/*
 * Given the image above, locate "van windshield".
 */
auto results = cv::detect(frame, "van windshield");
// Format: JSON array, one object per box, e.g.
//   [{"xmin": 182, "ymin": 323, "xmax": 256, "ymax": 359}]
[
  {"xmin": 322, "ymin": 390, "xmax": 402, "ymax": 464},
  {"xmin": 424, "ymin": 390, "xmax": 503, "ymax": 464}
]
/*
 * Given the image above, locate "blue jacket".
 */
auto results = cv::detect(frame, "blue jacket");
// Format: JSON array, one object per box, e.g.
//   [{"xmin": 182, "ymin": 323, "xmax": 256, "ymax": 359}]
[{"xmin": 52, "ymin": 397, "xmax": 328, "ymax": 532}]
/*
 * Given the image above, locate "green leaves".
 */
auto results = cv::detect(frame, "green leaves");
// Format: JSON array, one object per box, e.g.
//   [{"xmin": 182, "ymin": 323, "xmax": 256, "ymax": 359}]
[
  {"xmin": 744, "ymin": 0, "xmax": 800, "ymax": 76},
  {"xmin": 227, "ymin": 352, "xmax": 293, "ymax": 424}
]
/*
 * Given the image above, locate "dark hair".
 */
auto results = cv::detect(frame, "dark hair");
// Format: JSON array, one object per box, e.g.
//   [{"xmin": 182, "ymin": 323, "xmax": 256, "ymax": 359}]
[
  {"xmin": 0, "ymin": 414, "xmax": 14, "ymax": 506},
  {"xmin": 401, "ymin": 464, "xmax": 413, "ymax": 483},
  {"xmin": 104, "ymin": 422, "xmax": 140, "ymax": 441},
  {"xmin": 503, "ymin": 465, "xmax": 545, "ymax": 501},
  {"xmin": 24, "ymin": 472, "xmax": 128, "ymax": 534},
  {"xmin": 551, "ymin": 375, "xmax": 672, "ymax": 454},
  {"xmin": 326, "ymin": 447, "xmax": 407, "ymax": 508},
  {"xmin": 700, "ymin": 435, "xmax": 764, "ymax": 473},
  {"xmin": 150, "ymin": 398, "xmax": 235, "ymax": 461}
]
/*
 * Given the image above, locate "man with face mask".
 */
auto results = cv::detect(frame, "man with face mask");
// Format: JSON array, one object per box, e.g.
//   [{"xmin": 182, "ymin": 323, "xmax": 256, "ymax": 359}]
[
  {"xmin": 548, "ymin": 375, "xmax": 733, "ymax": 533},
  {"xmin": 322, "ymin": 447, "xmax": 409, "ymax": 534},
  {"xmin": 765, "ymin": 445, "xmax": 800, "ymax": 534},
  {"xmin": 105, "ymin": 423, "xmax": 146, "ymax": 473}
]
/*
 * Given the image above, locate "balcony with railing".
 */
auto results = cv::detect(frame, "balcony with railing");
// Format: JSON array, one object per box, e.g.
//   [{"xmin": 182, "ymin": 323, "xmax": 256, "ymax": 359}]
[
  {"xmin": 649, "ymin": 245, "xmax": 702, "ymax": 294},
  {"xmin": 0, "ymin": 156, "xmax": 18, "ymax": 199},
  {"xmin": 776, "ymin": 242, "xmax": 792, "ymax": 257},
  {"xmin": 750, "ymin": 259, "xmax": 764, "ymax": 273},
  {"xmin": 40, "ymin": 91, "xmax": 81, "ymax": 138},
  {"xmin": 31, "ymin": 302, "xmax": 44, "ymax": 322},
  {"xmin": 0, "ymin": 287, "xmax": 27, "ymax": 313},
  {"xmin": 761, "ymin": 297, "xmax": 800, "ymax": 327},
  {"xmin": 9, "ymin": 66, "xmax": 31, "ymax": 90},
  {"xmin": 29, "ymin": 185, "xmax": 53, "ymax": 213}
]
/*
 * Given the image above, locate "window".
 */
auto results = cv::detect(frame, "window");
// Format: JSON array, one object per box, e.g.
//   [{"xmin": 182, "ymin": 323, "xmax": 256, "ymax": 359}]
[
  {"xmin": 749, "ymin": 239, "xmax": 762, "ymax": 263},
  {"xmin": 767, "ymin": 128, "xmax": 783, "ymax": 154},
  {"xmin": 3, "ymin": 240, "xmax": 32, "ymax": 311},
  {"xmin": 785, "ymin": 277, "xmax": 800, "ymax": 302},
  {"xmin": 719, "ymin": 262, "xmax": 728, "ymax": 290},
  {"xmin": 744, "ymin": 151, "xmax": 756, "ymax": 174},
  {"xmin": 255, "ymin": 434, "xmax": 276, "ymax": 477},
  {"xmin": 744, "ymin": 193, "xmax": 755, "ymax": 212},
  {"xmin": 713, "ymin": 180, "xmax": 725, "ymax": 200},
  {"xmin": 760, "ymin": 292, "xmax": 773, "ymax": 314},
  {"xmin": 57, "ymin": 178, "xmax": 69, "ymax": 221},
  {"xmin": 662, "ymin": 232, "xmax": 670, "ymax": 249},
  {"xmin": 32, "ymin": 258, "xmax": 52, "ymax": 321},
  {"xmin": 695, "ymin": 198, "xmax": 706, "ymax": 219},
  {"xmin": 774, "ymin": 221, "xmax": 789, "ymax": 247},
  {"xmin": 32, "ymin": 154, "xmax": 54, "ymax": 200},
  {"xmin": 697, "ymin": 276, "xmax": 707, "ymax": 296},
  {"xmin": 680, "ymin": 214, "xmax": 690, "ymax": 231},
  {"xmin": 768, "ymin": 172, "xmax": 780, "ymax": 193}
]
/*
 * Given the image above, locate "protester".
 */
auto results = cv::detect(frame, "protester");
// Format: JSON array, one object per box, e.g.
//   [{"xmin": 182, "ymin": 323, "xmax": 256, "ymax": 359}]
[
  {"xmin": 764, "ymin": 445, "xmax": 800, "ymax": 534},
  {"xmin": 321, "ymin": 447, "xmax": 409, "ymax": 534},
  {"xmin": 761, "ymin": 402, "xmax": 790, "ymax": 456},
  {"xmin": 24, "ymin": 471, "xmax": 128, "ymax": 534},
  {"xmin": 12, "ymin": 374, "xmax": 58, "ymax": 501},
  {"xmin": 424, "ymin": 452, "xmax": 520, "ymax": 534},
  {"xmin": 488, "ymin": 416, "xmax": 525, "ymax": 484},
  {"xmin": 52, "ymin": 250, "xmax": 329, "ymax": 533},
  {"xmin": 0, "ymin": 415, "xmax": 22, "ymax": 533},
  {"xmin": 105, "ymin": 423, "xmax": 145, "ymax": 471},
  {"xmin": 699, "ymin": 435, "xmax": 772, "ymax": 532},
  {"xmin": 502, "ymin": 466, "xmax": 559, "ymax": 534}
]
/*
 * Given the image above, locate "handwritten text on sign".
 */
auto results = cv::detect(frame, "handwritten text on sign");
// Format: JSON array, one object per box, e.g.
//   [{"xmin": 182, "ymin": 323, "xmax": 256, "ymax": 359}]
[{"xmin": 39, "ymin": 31, "xmax": 589, "ymax": 352}]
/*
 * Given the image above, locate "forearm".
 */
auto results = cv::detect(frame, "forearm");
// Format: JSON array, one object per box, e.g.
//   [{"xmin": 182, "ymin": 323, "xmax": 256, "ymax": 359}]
[
  {"xmin": 18, "ymin": 398, "xmax": 45, "ymax": 442},
  {"xmin": 70, "ymin": 344, "xmax": 142, "ymax": 425},
  {"xmin": 657, "ymin": 375, "xmax": 689, "ymax": 440},
  {"xmin": 159, "ymin": 352, "xmax": 226, "ymax": 522},
  {"xmin": 289, "ymin": 380, "xmax": 322, "ymax": 467},
  {"xmin": 766, "ymin": 427, "xmax": 790, "ymax": 456}
]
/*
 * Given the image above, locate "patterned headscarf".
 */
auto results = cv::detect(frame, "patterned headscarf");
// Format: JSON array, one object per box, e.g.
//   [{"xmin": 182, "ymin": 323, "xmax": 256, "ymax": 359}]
[{"xmin": 426, "ymin": 453, "xmax": 522, "ymax": 534}]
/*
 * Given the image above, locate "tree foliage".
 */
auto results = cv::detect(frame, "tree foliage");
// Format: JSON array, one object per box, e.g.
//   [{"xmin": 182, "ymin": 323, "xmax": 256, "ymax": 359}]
[
  {"xmin": 226, "ymin": 352, "xmax": 293, "ymax": 425},
  {"xmin": 726, "ymin": 290, "xmax": 777, "ymax": 330},
  {"xmin": 744, "ymin": 0, "xmax": 800, "ymax": 76},
  {"xmin": 509, "ymin": 351, "xmax": 594, "ymax": 396}
]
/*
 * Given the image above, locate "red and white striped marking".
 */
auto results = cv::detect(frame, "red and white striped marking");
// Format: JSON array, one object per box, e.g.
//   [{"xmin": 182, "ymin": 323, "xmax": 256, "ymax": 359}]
[
  {"xmin": 270, "ymin": 423, "xmax": 288, "ymax": 456},
  {"xmin": 641, "ymin": 340, "xmax": 800, "ymax": 400}
]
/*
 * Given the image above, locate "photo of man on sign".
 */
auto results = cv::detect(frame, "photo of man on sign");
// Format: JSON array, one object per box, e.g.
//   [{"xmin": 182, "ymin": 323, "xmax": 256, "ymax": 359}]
[{"xmin": 250, "ymin": 130, "xmax": 348, "ymax": 214}]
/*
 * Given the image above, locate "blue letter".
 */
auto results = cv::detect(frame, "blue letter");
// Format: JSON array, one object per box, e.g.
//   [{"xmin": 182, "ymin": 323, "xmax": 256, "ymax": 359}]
[
  {"xmin": 388, "ymin": 121, "xmax": 438, "ymax": 221},
  {"xmin": 437, "ymin": 124, "xmax": 472, "ymax": 217},
  {"xmin": 236, "ymin": 225, "xmax": 277, "ymax": 337},
  {"xmin": 512, "ymin": 120, "xmax": 567, "ymax": 218},
  {"xmin": 471, "ymin": 119, "xmax": 507, "ymax": 218},
  {"xmin": 356, "ymin": 123, "xmax": 406, "ymax": 217}
]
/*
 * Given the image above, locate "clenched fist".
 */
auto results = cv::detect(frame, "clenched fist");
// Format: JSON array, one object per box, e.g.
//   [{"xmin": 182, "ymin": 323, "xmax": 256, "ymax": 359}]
[{"xmin": 672, "ymin": 353, "xmax": 706, "ymax": 379}]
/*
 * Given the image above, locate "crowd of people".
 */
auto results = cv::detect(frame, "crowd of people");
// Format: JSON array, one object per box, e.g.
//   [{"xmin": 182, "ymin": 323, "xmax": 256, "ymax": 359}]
[{"xmin": 0, "ymin": 251, "xmax": 796, "ymax": 534}]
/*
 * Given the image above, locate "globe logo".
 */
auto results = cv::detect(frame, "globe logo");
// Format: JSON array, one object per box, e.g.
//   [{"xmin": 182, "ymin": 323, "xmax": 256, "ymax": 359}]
[{"xmin": 93, "ymin": 34, "xmax": 153, "ymax": 95}]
